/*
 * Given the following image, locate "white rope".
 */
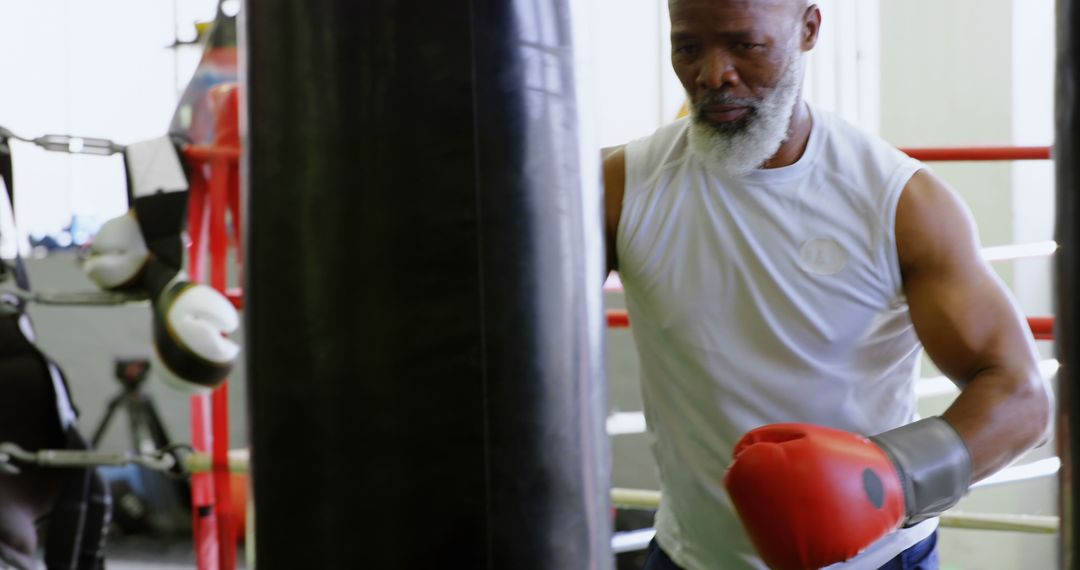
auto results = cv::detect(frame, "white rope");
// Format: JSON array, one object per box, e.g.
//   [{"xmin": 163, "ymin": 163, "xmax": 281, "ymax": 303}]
[
  {"xmin": 980, "ymin": 241, "xmax": 1057, "ymax": 262},
  {"xmin": 608, "ymin": 490, "xmax": 1060, "ymax": 554},
  {"xmin": 609, "ymin": 512, "xmax": 1058, "ymax": 555},
  {"xmin": 612, "ymin": 528, "xmax": 656, "ymax": 554},
  {"xmin": 0, "ymin": 442, "xmax": 175, "ymax": 474},
  {"xmin": 185, "ymin": 449, "xmax": 250, "ymax": 474},
  {"xmin": 973, "ymin": 457, "xmax": 1060, "ymax": 489}
]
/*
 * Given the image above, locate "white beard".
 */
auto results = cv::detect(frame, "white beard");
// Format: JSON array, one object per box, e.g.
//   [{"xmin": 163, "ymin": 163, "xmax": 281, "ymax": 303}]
[{"xmin": 687, "ymin": 55, "xmax": 805, "ymax": 177}]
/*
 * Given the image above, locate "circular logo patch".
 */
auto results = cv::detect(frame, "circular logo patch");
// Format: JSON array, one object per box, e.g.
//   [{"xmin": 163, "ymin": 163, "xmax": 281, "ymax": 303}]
[{"xmin": 799, "ymin": 237, "xmax": 848, "ymax": 275}]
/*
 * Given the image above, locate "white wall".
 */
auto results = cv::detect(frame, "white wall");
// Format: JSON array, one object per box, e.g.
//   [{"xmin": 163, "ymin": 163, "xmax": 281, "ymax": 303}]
[
  {"xmin": 1011, "ymin": 0, "xmax": 1056, "ymax": 318},
  {"xmin": 0, "ymin": 0, "xmax": 217, "ymax": 244},
  {"xmin": 587, "ymin": 0, "xmax": 683, "ymax": 148},
  {"xmin": 880, "ymin": 1, "xmax": 1058, "ymax": 568},
  {"xmin": 880, "ymin": 0, "xmax": 1015, "ymax": 267},
  {"xmin": 804, "ymin": 0, "xmax": 881, "ymax": 133}
]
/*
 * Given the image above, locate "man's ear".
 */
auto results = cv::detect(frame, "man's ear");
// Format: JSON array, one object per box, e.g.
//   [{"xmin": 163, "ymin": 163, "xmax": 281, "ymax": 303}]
[{"xmin": 801, "ymin": 4, "xmax": 822, "ymax": 52}]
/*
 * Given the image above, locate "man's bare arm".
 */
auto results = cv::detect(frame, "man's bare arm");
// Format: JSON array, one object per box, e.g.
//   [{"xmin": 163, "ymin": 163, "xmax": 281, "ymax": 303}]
[
  {"xmin": 897, "ymin": 170, "xmax": 1052, "ymax": 481},
  {"xmin": 602, "ymin": 146, "xmax": 626, "ymax": 275}
]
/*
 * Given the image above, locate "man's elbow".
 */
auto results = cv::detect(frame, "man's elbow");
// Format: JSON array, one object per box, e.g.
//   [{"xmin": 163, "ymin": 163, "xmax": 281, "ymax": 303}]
[{"xmin": 1022, "ymin": 368, "xmax": 1055, "ymax": 449}]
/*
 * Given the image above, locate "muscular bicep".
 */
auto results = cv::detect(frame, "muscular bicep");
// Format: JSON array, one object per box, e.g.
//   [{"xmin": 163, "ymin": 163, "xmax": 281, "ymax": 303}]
[
  {"xmin": 603, "ymin": 146, "xmax": 626, "ymax": 275},
  {"xmin": 898, "ymin": 171, "xmax": 1051, "ymax": 480},
  {"xmin": 897, "ymin": 170, "xmax": 1038, "ymax": 387}
]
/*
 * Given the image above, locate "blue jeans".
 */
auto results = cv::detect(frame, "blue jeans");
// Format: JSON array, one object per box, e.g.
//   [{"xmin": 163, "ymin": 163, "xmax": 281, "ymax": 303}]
[{"xmin": 642, "ymin": 531, "xmax": 939, "ymax": 569}]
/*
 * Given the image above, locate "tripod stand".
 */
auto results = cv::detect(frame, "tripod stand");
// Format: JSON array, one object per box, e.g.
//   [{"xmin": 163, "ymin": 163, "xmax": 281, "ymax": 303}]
[
  {"xmin": 90, "ymin": 357, "xmax": 191, "ymax": 535},
  {"xmin": 91, "ymin": 358, "xmax": 170, "ymax": 453}
]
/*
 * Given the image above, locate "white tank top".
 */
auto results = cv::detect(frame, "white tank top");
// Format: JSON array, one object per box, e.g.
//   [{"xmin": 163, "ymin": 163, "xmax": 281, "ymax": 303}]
[{"xmin": 617, "ymin": 107, "xmax": 937, "ymax": 570}]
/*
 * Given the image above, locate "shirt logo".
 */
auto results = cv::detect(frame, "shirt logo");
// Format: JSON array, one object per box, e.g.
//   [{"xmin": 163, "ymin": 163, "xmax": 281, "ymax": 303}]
[{"xmin": 799, "ymin": 237, "xmax": 848, "ymax": 275}]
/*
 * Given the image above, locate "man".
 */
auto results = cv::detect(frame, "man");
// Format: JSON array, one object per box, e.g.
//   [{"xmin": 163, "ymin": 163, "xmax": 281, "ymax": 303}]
[{"xmin": 603, "ymin": 1, "xmax": 1053, "ymax": 568}]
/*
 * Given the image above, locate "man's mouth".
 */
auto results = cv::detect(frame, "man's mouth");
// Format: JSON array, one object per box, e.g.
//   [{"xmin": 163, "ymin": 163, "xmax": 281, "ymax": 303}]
[{"xmin": 700, "ymin": 105, "xmax": 750, "ymax": 124}]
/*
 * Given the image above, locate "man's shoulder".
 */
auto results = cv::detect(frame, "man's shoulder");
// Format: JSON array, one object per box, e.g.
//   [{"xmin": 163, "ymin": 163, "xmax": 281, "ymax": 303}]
[
  {"xmin": 623, "ymin": 117, "xmax": 693, "ymax": 179},
  {"xmin": 813, "ymin": 108, "xmax": 905, "ymax": 161},
  {"xmin": 641, "ymin": 116, "xmax": 693, "ymax": 149},
  {"xmin": 811, "ymin": 108, "xmax": 919, "ymax": 185}
]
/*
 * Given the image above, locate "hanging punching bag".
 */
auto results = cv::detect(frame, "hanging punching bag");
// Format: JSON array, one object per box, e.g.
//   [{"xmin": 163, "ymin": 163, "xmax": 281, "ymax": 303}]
[
  {"xmin": 243, "ymin": 1, "xmax": 611, "ymax": 568},
  {"xmin": 1057, "ymin": 0, "xmax": 1080, "ymax": 566}
]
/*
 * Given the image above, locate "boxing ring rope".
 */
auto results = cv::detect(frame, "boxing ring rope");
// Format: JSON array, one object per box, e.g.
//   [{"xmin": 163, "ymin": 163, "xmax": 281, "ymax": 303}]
[
  {"xmin": 610, "ymin": 514, "xmax": 1060, "ymax": 555},
  {"xmin": 609, "ymin": 489, "xmax": 1059, "ymax": 555},
  {"xmin": 898, "ymin": 146, "xmax": 1052, "ymax": 162},
  {"xmin": 605, "ymin": 310, "xmax": 1055, "ymax": 341},
  {"xmin": 0, "ymin": 442, "xmax": 248, "ymax": 477},
  {"xmin": 982, "ymin": 241, "xmax": 1058, "ymax": 262},
  {"xmin": 610, "ymin": 456, "xmax": 1062, "ymax": 513},
  {"xmin": 608, "ymin": 512, "xmax": 1059, "ymax": 554},
  {"xmin": 186, "ymin": 449, "xmax": 250, "ymax": 475}
]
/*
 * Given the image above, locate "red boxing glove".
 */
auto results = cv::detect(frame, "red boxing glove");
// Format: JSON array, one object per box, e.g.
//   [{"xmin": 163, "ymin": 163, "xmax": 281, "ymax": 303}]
[{"xmin": 723, "ymin": 424, "xmax": 905, "ymax": 570}]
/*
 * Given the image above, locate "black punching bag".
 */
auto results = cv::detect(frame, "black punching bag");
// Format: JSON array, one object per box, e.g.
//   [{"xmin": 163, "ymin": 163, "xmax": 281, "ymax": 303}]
[
  {"xmin": 1059, "ymin": 0, "xmax": 1080, "ymax": 567},
  {"xmin": 242, "ymin": 1, "xmax": 611, "ymax": 568}
]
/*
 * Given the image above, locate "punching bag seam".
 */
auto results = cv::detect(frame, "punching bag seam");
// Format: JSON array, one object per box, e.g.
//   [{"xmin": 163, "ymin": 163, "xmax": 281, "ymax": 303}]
[{"xmin": 465, "ymin": 0, "xmax": 494, "ymax": 568}]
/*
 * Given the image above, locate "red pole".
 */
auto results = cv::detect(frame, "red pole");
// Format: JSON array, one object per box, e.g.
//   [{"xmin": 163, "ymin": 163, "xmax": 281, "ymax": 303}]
[
  {"xmin": 181, "ymin": 120, "xmax": 244, "ymax": 570},
  {"xmin": 209, "ymin": 151, "xmax": 236, "ymax": 570},
  {"xmin": 899, "ymin": 146, "xmax": 1051, "ymax": 162},
  {"xmin": 185, "ymin": 161, "xmax": 219, "ymax": 570}
]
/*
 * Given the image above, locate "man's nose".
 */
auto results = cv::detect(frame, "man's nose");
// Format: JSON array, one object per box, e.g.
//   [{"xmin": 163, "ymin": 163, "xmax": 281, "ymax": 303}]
[{"xmin": 697, "ymin": 50, "xmax": 739, "ymax": 91}]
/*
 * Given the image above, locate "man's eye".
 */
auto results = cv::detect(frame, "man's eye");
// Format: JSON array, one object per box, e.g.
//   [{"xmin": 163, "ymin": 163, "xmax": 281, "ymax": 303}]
[
  {"xmin": 674, "ymin": 45, "xmax": 699, "ymax": 56},
  {"xmin": 738, "ymin": 42, "xmax": 766, "ymax": 51}
]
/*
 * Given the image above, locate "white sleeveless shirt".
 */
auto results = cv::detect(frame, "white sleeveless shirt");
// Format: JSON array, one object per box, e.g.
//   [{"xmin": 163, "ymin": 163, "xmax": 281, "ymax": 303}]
[{"xmin": 617, "ymin": 107, "xmax": 937, "ymax": 570}]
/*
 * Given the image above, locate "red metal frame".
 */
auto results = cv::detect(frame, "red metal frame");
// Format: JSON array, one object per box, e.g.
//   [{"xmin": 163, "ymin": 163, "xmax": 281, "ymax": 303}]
[{"xmin": 180, "ymin": 84, "xmax": 243, "ymax": 570}]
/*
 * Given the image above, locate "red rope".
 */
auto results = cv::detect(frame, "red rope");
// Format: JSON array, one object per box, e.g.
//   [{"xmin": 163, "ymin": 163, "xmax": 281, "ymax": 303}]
[
  {"xmin": 606, "ymin": 309, "xmax": 1055, "ymax": 341},
  {"xmin": 899, "ymin": 146, "xmax": 1051, "ymax": 162}
]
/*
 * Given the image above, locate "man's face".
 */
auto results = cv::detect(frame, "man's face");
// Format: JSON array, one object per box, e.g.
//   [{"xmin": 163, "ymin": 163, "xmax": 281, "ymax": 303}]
[
  {"xmin": 670, "ymin": 0, "xmax": 814, "ymax": 174},
  {"xmin": 670, "ymin": 0, "xmax": 804, "ymax": 131}
]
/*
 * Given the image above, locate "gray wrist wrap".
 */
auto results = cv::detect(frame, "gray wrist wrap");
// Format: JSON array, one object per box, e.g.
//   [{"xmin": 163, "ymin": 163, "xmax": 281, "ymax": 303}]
[{"xmin": 870, "ymin": 417, "xmax": 972, "ymax": 526}]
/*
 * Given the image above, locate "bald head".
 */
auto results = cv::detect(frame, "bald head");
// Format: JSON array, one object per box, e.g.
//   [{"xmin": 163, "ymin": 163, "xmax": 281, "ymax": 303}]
[
  {"xmin": 668, "ymin": 0, "xmax": 820, "ymax": 55},
  {"xmin": 669, "ymin": 0, "xmax": 812, "ymax": 24},
  {"xmin": 669, "ymin": 0, "xmax": 811, "ymax": 10}
]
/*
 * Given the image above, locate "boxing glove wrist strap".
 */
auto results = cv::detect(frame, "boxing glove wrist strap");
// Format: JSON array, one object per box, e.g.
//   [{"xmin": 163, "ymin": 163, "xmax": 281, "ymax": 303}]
[
  {"xmin": 152, "ymin": 279, "xmax": 231, "ymax": 388},
  {"xmin": 870, "ymin": 417, "xmax": 972, "ymax": 527}
]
